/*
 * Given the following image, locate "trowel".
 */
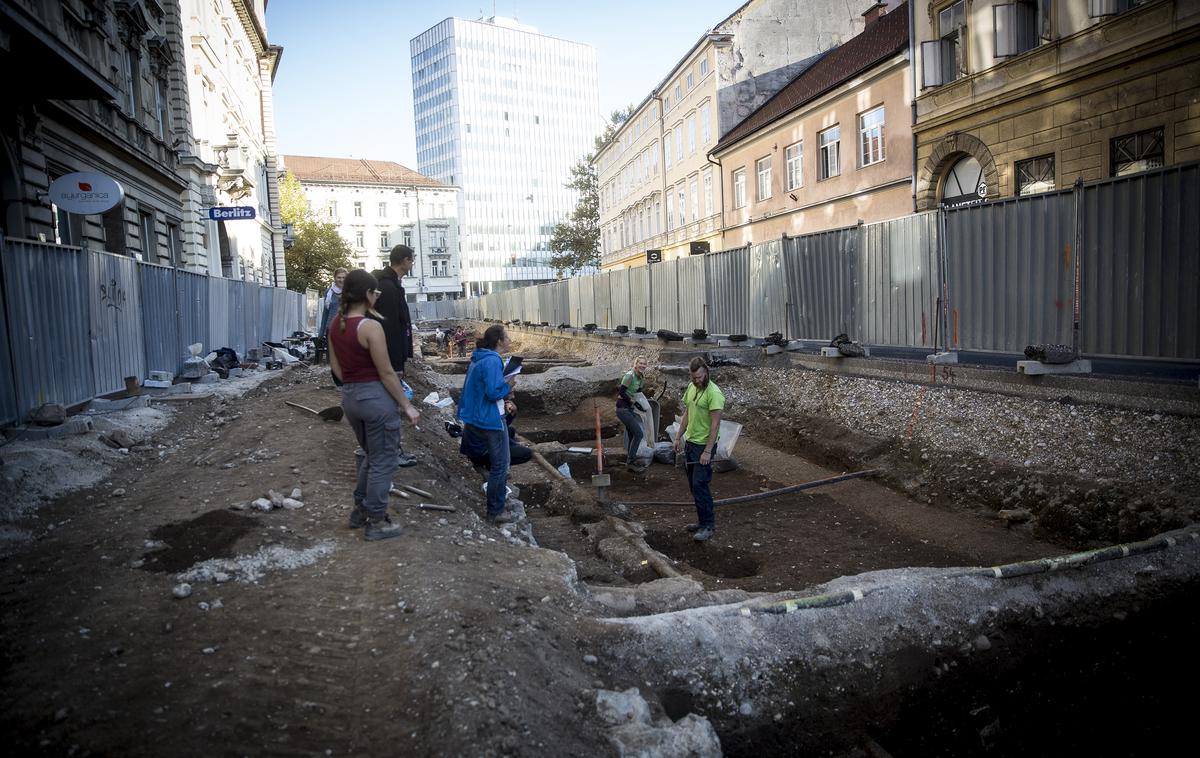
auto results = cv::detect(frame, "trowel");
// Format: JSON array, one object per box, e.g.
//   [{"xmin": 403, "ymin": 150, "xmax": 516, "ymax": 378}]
[{"xmin": 284, "ymin": 400, "xmax": 344, "ymax": 422}]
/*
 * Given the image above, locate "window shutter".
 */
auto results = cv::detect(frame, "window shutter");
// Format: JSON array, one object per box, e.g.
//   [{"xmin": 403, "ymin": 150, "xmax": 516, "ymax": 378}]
[
  {"xmin": 921, "ymin": 40, "xmax": 944, "ymax": 88},
  {"xmin": 994, "ymin": 4, "xmax": 1018, "ymax": 58}
]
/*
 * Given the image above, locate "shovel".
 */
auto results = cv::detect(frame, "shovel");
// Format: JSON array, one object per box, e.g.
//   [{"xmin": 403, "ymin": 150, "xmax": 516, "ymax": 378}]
[{"xmin": 285, "ymin": 400, "xmax": 344, "ymax": 422}]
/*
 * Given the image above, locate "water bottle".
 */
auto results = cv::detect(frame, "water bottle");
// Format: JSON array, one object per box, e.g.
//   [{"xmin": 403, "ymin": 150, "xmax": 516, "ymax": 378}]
[{"xmin": 401, "ymin": 380, "xmax": 414, "ymax": 401}]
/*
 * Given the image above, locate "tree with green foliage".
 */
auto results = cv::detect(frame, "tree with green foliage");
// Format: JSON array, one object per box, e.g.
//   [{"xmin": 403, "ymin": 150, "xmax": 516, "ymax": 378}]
[
  {"xmin": 549, "ymin": 107, "xmax": 635, "ymax": 276},
  {"xmin": 279, "ymin": 170, "xmax": 352, "ymax": 293}
]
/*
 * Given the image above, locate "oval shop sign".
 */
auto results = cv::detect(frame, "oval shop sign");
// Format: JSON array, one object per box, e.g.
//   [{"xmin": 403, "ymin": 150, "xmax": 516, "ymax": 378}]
[{"xmin": 49, "ymin": 172, "xmax": 125, "ymax": 215}]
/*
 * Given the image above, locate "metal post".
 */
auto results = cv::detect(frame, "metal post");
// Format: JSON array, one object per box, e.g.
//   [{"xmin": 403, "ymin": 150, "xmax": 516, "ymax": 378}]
[{"xmin": 1072, "ymin": 177, "xmax": 1083, "ymax": 358}]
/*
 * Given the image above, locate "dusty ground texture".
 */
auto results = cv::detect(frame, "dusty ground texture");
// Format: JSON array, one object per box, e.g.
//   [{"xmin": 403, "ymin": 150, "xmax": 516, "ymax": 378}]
[{"xmin": 2, "ymin": 334, "xmax": 1198, "ymax": 756}]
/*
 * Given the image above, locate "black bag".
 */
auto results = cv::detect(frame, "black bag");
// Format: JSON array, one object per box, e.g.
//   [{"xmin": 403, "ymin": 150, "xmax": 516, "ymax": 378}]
[{"xmin": 1024, "ymin": 344, "xmax": 1074, "ymax": 364}]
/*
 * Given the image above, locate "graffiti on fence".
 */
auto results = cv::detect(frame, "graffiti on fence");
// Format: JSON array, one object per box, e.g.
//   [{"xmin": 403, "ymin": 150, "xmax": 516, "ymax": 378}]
[{"xmin": 99, "ymin": 278, "xmax": 127, "ymax": 313}]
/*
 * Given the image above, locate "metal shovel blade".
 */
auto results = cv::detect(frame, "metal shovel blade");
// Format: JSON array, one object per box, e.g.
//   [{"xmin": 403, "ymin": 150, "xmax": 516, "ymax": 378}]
[{"xmin": 318, "ymin": 405, "xmax": 344, "ymax": 422}]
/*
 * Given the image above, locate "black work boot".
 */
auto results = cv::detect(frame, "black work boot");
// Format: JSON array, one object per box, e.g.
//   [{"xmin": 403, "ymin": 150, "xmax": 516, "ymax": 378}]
[{"xmin": 364, "ymin": 515, "xmax": 403, "ymax": 541}]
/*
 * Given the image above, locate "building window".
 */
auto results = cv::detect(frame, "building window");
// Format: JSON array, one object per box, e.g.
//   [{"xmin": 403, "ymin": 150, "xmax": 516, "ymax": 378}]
[
  {"xmin": 686, "ymin": 71, "xmax": 694, "ymax": 90},
  {"xmin": 687, "ymin": 113, "xmax": 696, "ymax": 154},
  {"xmin": 155, "ymin": 78, "xmax": 168, "ymax": 140},
  {"xmin": 664, "ymin": 136, "xmax": 673, "ymax": 168},
  {"xmin": 402, "ymin": 202, "xmax": 410, "ymax": 218},
  {"xmin": 653, "ymin": 200, "xmax": 661, "ymax": 235},
  {"xmin": 124, "ymin": 48, "xmax": 139, "ymax": 115},
  {"xmin": 690, "ymin": 178, "xmax": 699, "ymax": 222},
  {"xmin": 1016, "ymin": 154, "xmax": 1056, "ymax": 196},
  {"xmin": 674, "ymin": 83, "xmax": 682, "ymax": 101},
  {"xmin": 859, "ymin": 106, "xmax": 886, "ymax": 167},
  {"xmin": 674, "ymin": 126, "xmax": 683, "ymax": 163},
  {"xmin": 666, "ymin": 191, "xmax": 674, "ymax": 231},
  {"xmin": 355, "ymin": 230, "xmax": 364, "ymax": 248},
  {"xmin": 353, "ymin": 201, "xmax": 362, "ymax": 217},
  {"xmin": 663, "ymin": 95, "xmax": 670, "ymax": 111},
  {"xmin": 140, "ymin": 211, "xmax": 156, "ymax": 256},
  {"xmin": 380, "ymin": 230, "xmax": 390, "ymax": 249},
  {"xmin": 819, "ymin": 125, "xmax": 841, "ymax": 180},
  {"xmin": 756, "ymin": 156, "xmax": 772, "ymax": 201},
  {"xmin": 922, "ymin": 0, "xmax": 966, "ymax": 88},
  {"xmin": 677, "ymin": 186, "xmax": 686, "ymax": 227},
  {"xmin": 378, "ymin": 202, "xmax": 387, "ymax": 217},
  {"xmin": 1089, "ymin": 0, "xmax": 1135, "ymax": 18},
  {"xmin": 732, "ymin": 168, "xmax": 746, "ymax": 209},
  {"xmin": 703, "ymin": 170, "xmax": 713, "ymax": 217},
  {"xmin": 699, "ymin": 103, "xmax": 711, "ymax": 145},
  {"xmin": 785, "ymin": 141, "xmax": 803, "ymax": 190},
  {"xmin": 328, "ymin": 201, "xmax": 338, "ymax": 219},
  {"xmin": 699, "ymin": 56, "xmax": 709, "ymax": 77},
  {"xmin": 166, "ymin": 222, "xmax": 181, "ymax": 267},
  {"xmin": 1111, "ymin": 127, "xmax": 1164, "ymax": 176},
  {"xmin": 994, "ymin": 0, "xmax": 1052, "ymax": 58},
  {"xmin": 402, "ymin": 228, "xmax": 413, "ymax": 247}
]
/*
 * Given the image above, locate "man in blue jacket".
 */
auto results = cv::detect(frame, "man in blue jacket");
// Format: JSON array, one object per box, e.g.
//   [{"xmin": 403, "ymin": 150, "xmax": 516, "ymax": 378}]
[{"xmin": 457, "ymin": 324, "xmax": 518, "ymax": 524}]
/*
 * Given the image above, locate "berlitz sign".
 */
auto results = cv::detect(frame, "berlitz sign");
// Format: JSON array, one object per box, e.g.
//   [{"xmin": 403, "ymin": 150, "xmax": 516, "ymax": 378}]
[
  {"xmin": 208, "ymin": 206, "xmax": 257, "ymax": 220},
  {"xmin": 48, "ymin": 172, "xmax": 125, "ymax": 214}
]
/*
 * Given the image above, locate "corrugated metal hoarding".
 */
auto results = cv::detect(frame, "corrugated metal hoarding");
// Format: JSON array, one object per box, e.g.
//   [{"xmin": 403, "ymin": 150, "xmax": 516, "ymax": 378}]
[
  {"xmin": 1082, "ymin": 164, "xmax": 1199, "ymax": 359},
  {"xmin": 705, "ymin": 246, "xmax": 749, "ymax": 336},
  {"xmin": 629, "ymin": 266, "xmax": 650, "ymax": 329},
  {"xmin": 0, "ymin": 259, "xmax": 15, "ymax": 425},
  {"xmin": 139, "ymin": 263, "xmax": 182, "ymax": 375},
  {"xmin": 748, "ymin": 240, "xmax": 786, "ymax": 338},
  {"xmin": 609, "ymin": 268, "xmax": 632, "ymax": 328},
  {"xmin": 946, "ymin": 193, "xmax": 1072, "ymax": 353},
  {"xmin": 2, "ymin": 240, "xmax": 93, "ymax": 418},
  {"xmin": 242, "ymin": 282, "xmax": 261, "ymax": 356},
  {"xmin": 650, "ymin": 259, "xmax": 679, "ymax": 333},
  {"xmin": 676, "ymin": 255, "xmax": 706, "ymax": 333},
  {"xmin": 858, "ymin": 213, "xmax": 937, "ymax": 348},
  {"xmin": 784, "ymin": 227, "xmax": 858, "ymax": 340},
  {"xmin": 176, "ymin": 269, "xmax": 209, "ymax": 356},
  {"xmin": 89, "ymin": 250, "xmax": 145, "ymax": 395},
  {"xmin": 593, "ymin": 272, "xmax": 612, "ymax": 328}
]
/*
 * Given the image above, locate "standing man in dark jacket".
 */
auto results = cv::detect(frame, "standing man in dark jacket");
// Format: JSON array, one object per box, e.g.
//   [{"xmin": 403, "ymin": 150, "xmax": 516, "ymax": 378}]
[{"xmin": 372, "ymin": 245, "xmax": 418, "ymax": 467}]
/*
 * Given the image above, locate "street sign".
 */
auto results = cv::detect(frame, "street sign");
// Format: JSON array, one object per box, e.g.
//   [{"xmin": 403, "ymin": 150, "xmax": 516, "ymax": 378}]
[
  {"xmin": 646, "ymin": 249, "xmax": 662, "ymax": 264},
  {"xmin": 208, "ymin": 206, "xmax": 257, "ymax": 220},
  {"xmin": 689, "ymin": 240, "xmax": 710, "ymax": 255},
  {"xmin": 49, "ymin": 172, "xmax": 124, "ymax": 214}
]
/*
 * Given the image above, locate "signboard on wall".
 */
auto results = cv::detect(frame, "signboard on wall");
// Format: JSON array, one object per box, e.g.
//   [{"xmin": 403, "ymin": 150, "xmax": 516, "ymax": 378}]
[
  {"xmin": 208, "ymin": 206, "xmax": 257, "ymax": 220},
  {"xmin": 689, "ymin": 241, "xmax": 710, "ymax": 255},
  {"xmin": 646, "ymin": 249, "xmax": 663, "ymax": 264},
  {"xmin": 48, "ymin": 172, "xmax": 124, "ymax": 214}
]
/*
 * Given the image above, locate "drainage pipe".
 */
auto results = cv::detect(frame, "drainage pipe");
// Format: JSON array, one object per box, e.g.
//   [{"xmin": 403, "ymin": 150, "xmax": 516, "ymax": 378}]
[
  {"xmin": 610, "ymin": 516, "xmax": 683, "ymax": 579},
  {"xmin": 617, "ymin": 469, "xmax": 880, "ymax": 507}
]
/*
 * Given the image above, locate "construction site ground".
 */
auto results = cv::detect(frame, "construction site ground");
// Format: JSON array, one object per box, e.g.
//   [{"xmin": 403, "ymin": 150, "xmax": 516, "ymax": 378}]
[{"xmin": 1, "ymin": 326, "xmax": 1198, "ymax": 756}]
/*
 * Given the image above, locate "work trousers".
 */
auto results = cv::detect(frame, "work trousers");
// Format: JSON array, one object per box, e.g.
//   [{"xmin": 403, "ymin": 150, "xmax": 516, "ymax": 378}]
[
  {"xmin": 616, "ymin": 406, "xmax": 644, "ymax": 463},
  {"xmin": 342, "ymin": 381, "xmax": 400, "ymax": 519},
  {"xmin": 683, "ymin": 441, "xmax": 715, "ymax": 529},
  {"xmin": 467, "ymin": 423, "xmax": 510, "ymax": 516}
]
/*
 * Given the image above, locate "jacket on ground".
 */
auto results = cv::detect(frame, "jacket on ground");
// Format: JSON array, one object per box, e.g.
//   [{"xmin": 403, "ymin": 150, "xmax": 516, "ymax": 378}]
[{"xmin": 457, "ymin": 348, "xmax": 510, "ymax": 430}]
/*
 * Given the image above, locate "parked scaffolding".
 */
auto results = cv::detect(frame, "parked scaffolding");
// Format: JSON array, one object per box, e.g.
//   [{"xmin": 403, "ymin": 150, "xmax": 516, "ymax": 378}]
[
  {"xmin": 416, "ymin": 163, "xmax": 1199, "ymax": 367},
  {"xmin": 0, "ymin": 238, "xmax": 310, "ymax": 426}
]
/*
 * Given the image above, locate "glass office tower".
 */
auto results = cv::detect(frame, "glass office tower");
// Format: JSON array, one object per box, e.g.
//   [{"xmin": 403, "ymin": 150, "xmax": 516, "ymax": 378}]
[{"xmin": 411, "ymin": 17, "xmax": 599, "ymax": 293}]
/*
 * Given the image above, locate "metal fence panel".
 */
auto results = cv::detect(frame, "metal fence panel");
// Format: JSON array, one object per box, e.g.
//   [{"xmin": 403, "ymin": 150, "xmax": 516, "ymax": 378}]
[
  {"xmin": 208, "ymin": 277, "xmax": 234, "ymax": 353},
  {"xmin": 1083, "ymin": 164, "xmax": 1199, "ymax": 359},
  {"xmin": 676, "ymin": 256, "xmax": 707, "ymax": 333},
  {"xmin": 242, "ymin": 282, "xmax": 261, "ymax": 356},
  {"xmin": 784, "ymin": 227, "xmax": 858, "ymax": 341},
  {"xmin": 88, "ymin": 250, "xmax": 145, "ymax": 395},
  {"xmin": 176, "ymin": 270, "xmax": 209, "ymax": 357},
  {"xmin": 593, "ymin": 272, "xmax": 612, "ymax": 328},
  {"xmin": 629, "ymin": 266, "xmax": 650, "ymax": 330},
  {"xmin": 946, "ymin": 193, "xmax": 1072, "ymax": 353},
  {"xmin": 523, "ymin": 286, "xmax": 539, "ymax": 323},
  {"xmin": 705, "ymin": 246, "xmax": 750, "ymax": 336},
  {"xmin": 0, "ymin": 250, "xmax": 14, "ymax": 424},
  {"xmin": 139, "ymin": 263, "xmax": 182, "ymax": 375},
  {"xmin": 2, "ymin": 240, "xmax": 93, "ymax": 419},
  {"xmin": 609, "ymin": 269, "xmax": 632, "ymax": 328},
  {"xmin": 858, "ymin": 214, "xmax": 937, "ymax": 347},
  {"xmin": 748, "ymin": 240, "xmax": 786, "ymax": 338},
  {"xmin": 650, "ymin": 259, "xmax": 679, "ymax": 333}
]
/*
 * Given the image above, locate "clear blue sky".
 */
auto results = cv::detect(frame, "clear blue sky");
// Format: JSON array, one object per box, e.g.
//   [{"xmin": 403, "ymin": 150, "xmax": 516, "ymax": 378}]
[{"xmin": 267, "ymin": 0, "xmax": 739, "ymax": 168}]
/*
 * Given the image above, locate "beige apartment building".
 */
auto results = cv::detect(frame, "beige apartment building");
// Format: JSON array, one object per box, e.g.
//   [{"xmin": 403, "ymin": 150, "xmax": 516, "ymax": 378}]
[
  {"xmin": 596, "ymin": 0, "xmax": 873, "ymax": 269},
  {"xmin": 714, "ymin": 4, "xmax": 912, "ymax": 246},
  {"xmin": 913, "ymin": 0, "xmax": 1200, "ymax": 209}
]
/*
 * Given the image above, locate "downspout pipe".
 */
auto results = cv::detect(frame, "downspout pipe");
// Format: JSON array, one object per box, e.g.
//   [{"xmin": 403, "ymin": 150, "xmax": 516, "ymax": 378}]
[{"xmin": 908, "ymin": 1, "xmax": 919, "ymax": 208}]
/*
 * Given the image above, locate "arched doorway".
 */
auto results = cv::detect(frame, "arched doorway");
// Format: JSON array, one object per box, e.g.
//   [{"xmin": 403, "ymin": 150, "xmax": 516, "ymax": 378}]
[{"xmin": 940, "ymin": 155, "xmax": 987, "ymax": 208}]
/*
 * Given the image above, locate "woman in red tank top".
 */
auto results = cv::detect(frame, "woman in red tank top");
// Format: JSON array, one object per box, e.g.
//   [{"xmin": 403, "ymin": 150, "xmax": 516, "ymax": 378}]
[{"xmin": 328, "ymin": 269, "xmax": 420, "ymax": 541}]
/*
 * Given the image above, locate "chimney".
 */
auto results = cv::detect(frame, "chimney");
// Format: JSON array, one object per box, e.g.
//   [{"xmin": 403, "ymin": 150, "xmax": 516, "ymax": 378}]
[{"xmin": 862, "ymin": 2, "xmax": 888, "ymax": 26}]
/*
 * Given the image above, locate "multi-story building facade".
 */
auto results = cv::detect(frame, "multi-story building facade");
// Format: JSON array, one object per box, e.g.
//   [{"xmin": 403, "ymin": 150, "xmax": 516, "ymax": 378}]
[
  {"xmin": 1, "ymin": 0, "xmax": 192, "ymax": 265},
  {"xmin": 912, "ymin": 0, "xmax": 1200, "ymax": 209},
  {"xmin": 181, "ymin": 0, "xmax": 285, "ymax": 284},
  {"xmin": 713, "ymin": 4, "xmax": 912, "ymax": 245},
  {"xmin": 410, "ymin": 16, "xmax": 599, "ymax": 293},
  {"xmin": 284, "ymin": 156, "xmax": 462, "ymax": 302},
  {"xmin": 596, "ymin": 0, "xmax": 869, "ymax": 269}
]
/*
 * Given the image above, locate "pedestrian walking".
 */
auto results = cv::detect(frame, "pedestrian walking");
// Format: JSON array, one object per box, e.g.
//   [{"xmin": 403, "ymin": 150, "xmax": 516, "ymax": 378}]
[
  {"xmin": 457, "ymin": 324, "xmax": 519, "ymax": 524},
  {"xmin": 317, "ymin": 268, "xmax": 347, "ymax": 339},
  {"xmin": 616, "ymin": 356, "xmax": 650, "ymax": 473},
  {"xmin": 371, "ymin": 246, "xmax": 418, "ymax": 467},
  {"xmin": 673, "ymin": 356, "xmax": 725, "ymax": 542},
  {"xmin": 327, "ymin": 270, "xmax": 421, "ymax": 541}
]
